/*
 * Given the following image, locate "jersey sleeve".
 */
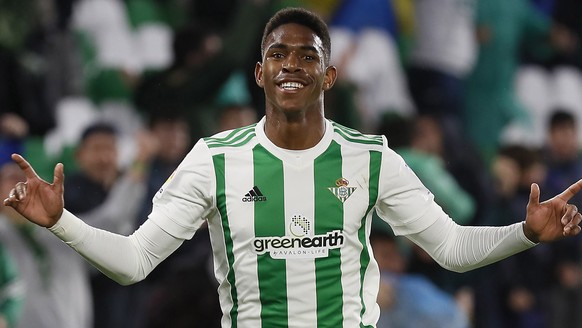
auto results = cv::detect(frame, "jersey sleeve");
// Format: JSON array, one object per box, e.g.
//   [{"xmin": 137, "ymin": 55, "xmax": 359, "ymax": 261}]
[
  {"xmin": 375, "ymin": 141, "xmax": 445, "ymax": 235},
  {"xmin": 148, "ymin": 139, "xmax": 216, "ymax": 240},
  {"xmin": 49, "ymin": 209, "xmax": 185, "ymax": 285}
]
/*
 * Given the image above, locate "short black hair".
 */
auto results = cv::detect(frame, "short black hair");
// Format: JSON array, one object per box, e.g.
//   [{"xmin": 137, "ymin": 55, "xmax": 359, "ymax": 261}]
[
  {"xmin": 80, "ymin": 122, "xmax": 117, "ymax": 143},
  {"xmin": 261, "ymin": 7, "xmax": 331, "ymax": 65},
  {"xmin": 172, "ymin": 23, "xmax": 210, "ymax": 66},
  {"xmin": 549, "ymin": 109, "xmax": 576, "ymax": 130}
]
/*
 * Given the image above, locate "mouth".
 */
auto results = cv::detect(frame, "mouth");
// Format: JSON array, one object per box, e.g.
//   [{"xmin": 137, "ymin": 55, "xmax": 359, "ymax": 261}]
[{"xmin": 277, "ymin": 81, "xmax": 305, "ymax": 91}]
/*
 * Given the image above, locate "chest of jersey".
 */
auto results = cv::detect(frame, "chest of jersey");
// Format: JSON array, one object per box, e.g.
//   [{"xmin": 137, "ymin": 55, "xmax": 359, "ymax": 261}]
[
  {"xmin": 205, "ymin": 127, "xmax": 385, "ymax": 327},
  {"xmin": 212, "ymin": 142, "xmax": 380, "ymax": 260}
]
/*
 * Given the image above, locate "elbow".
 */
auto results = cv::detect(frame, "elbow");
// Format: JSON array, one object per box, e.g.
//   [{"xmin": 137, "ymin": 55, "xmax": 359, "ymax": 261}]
[
  {"xmin": 439, "ymin": 263, "xmax": 473, "ymax": 273},
  {"xmin": 103, "ymin": 270, "xmax": 147, "ymax": 286},
  {"xmin": 112, "ymin": 274, "xmax": 145, "ymax": 286},
  {"xmin": 435, "ymin": 253, "xmax": 484, "ymax": 273},
  {"xmin": 117, "ymin": 278, "xmax": 140, "ymax": 286},
  {"xmin": 432, "ymin": 247, "xmax": 477, "ymax": 273}
]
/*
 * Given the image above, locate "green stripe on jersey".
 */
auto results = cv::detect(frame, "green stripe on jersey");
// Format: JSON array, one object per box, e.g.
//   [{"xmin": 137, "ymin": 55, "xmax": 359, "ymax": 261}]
[
  {"xmin": 213, "ymin": 153, "xmax": 239, "ymax": 327},
  {"xmin": 359, "ymin": 150, "xmax": 382, "ymax": 327},
  {"xmin": 253, "ymin": 145, "xmax": 288, "ymax": 327},
  {"xmin": 205, "ymin": 125, "xmax": 256, "ymax": 148},
  {"xmin": 314, "ymin": 140, "xmax": 344, "ymax": 326},
  {"xmin": 331, "ymin": 122, "xmax": 383, "ymax": 146}
]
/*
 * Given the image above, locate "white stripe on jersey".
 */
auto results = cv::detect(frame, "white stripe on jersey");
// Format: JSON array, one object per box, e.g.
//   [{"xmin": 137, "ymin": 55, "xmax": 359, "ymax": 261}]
[
  {"xmin": 224, "ymin": 150, "xmax": 261, "ymax": 328},
  {"xmin": 339, "ymin": 143, "xmax": 373, "ymax": 327},
  {"xmin": 283, "ymin": 162, "xmax": 318, "ymax": 326}
]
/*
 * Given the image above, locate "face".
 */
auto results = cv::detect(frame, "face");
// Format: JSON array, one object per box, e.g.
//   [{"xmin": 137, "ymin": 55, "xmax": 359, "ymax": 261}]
[
  {"xmin": 76, "ymin": 132, "xmax": 118, "ymax": 185},
  {"xmin": 549, "ymin": 124, "xmax": 578, "ymax": 162},
  {"xmin": 413, "ymin": 116, "xmax": 443, "ymax": 156},
  {"xmin": 255, "ymin": 23, "xmax": 336, "ymax": 114},
  {"xmin": 152, "ymin": 120, "xmax": 190, "ymax": 163}
]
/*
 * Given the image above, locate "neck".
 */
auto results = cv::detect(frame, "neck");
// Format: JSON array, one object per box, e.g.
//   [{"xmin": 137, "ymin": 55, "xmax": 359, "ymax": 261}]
[{"xmin": 264, "ymin": 108, "xmax": 326, "ymax": 150}]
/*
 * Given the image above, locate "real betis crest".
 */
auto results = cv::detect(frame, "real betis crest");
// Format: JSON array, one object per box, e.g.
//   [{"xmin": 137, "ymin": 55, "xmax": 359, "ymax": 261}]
[{"xmin": 328, "ymin": 177, "xmax": 356, "ymax": 203}]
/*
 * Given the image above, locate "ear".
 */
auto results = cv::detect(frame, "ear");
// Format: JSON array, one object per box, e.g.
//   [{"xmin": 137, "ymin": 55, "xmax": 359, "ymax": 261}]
[
  {"xmin": 255, "ymin": 62, "xmax": 264, "ymax": 88},
  {"xmin": 323, "ymin": 65, "xmax": 337, "ymax": 91}
]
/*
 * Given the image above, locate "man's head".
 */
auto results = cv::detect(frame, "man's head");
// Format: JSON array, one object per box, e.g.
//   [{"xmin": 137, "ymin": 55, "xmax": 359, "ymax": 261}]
[
  {"xmin": 260, "ymin": 7, "xmax": 332, "ymax": 66},
  {"xmin": 255, "ymin": 7, "xmax": 337, "ymax": 114},
  {"xmin": 548, "ymin": 109, "xmax": 579, "ymax": 162},
  {"xmin": 75, "ymin": 122, "xmax": 119, "ymax": 188},
  {"xmin": 148, "ymin": 112, "xmax": 191, "ymax": 164}
]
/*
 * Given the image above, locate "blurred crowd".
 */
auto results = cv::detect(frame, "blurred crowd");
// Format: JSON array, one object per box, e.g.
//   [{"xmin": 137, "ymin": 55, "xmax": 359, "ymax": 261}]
[{"xmin": 0, "ymin": 0, "xmax": 581, "ymax": 327}]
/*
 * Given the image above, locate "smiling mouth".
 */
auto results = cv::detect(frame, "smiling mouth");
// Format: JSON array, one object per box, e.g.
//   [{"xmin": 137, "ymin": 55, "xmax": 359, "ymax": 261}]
[{"xmin": 278, "ymin": 82, "xmax": 305, "ymax": 91}]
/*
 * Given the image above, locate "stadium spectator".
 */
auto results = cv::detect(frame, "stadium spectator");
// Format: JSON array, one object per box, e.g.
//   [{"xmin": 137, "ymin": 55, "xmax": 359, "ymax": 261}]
[
  {"xmin": 0, "ymin": 161, "xmax": 87, "ymax": 328},
  {"xmin": 63, "ymin": 122, "xmax": 157, "ymax": 328}
]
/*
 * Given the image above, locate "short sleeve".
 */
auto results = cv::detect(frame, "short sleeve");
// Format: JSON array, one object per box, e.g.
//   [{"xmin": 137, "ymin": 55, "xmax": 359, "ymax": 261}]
[
  {"xmin": 148, "ymin": 139, "xmax": 216, "ymax": 240},
  {"xmin": 375, "ymin": 145, "xmax": 445, "ymax": 235}
]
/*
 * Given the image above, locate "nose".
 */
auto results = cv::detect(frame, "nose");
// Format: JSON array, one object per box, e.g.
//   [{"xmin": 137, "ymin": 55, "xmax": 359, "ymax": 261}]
[{"xmin": 282, "ymin": 53, "xmax": 301, "ymax": 72}]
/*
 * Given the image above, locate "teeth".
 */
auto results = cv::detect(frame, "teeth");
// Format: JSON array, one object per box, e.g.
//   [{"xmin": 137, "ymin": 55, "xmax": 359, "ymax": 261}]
[{"xmin": 280, "ymin": 82, "xmax": 304, "ymax": 90}]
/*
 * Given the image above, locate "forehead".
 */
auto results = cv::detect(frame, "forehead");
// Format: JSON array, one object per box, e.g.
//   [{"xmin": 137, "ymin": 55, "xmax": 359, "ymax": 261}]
[
  {"xmin": 82, "ymin": 131, "xmax": 116, "ymax": 143},
  {"xmin": 264, "ymin": 23, "xmax": 324, "ymax": 54}
]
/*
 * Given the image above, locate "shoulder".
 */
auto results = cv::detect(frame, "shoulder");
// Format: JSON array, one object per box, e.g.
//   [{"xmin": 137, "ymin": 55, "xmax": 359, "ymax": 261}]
[
  {"xmin": 329, "ymin": 120, "xmax": 385, "ymax": 151},
  {"xmin": 202, "ymin": 123, "xmax": 259, "ymax": 154}
]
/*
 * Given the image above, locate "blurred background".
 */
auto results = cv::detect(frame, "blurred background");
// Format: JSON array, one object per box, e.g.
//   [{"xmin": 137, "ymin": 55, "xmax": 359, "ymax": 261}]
[{"xmin": 0, "ymin": 0, "xmax": 581, "ymax": 327}]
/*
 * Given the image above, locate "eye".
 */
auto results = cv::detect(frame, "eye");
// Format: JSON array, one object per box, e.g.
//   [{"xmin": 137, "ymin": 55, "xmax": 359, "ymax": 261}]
[{"xmin": 271, "ymin": 52, "xmax": 284, "ymax": 59}]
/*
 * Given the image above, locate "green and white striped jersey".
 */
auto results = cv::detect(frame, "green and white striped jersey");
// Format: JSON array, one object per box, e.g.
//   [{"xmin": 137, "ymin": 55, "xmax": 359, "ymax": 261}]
[{"xmin": 150, "ymin": 117, "xmax": 442, "ymax": 328}]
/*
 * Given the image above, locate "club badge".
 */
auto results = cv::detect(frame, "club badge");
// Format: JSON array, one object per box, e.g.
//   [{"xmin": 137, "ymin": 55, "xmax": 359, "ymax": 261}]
[{"xmin": 328, "ymin": 177, "xmax": 356, "ymax": 203}]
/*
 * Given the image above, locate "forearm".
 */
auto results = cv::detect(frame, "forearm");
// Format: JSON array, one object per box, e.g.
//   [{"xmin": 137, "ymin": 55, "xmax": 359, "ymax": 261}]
[
  {"xmin": 406, "ymin": 215, "xmax": 537, "ymax": 273},
  {"xmin": 48, "ymin": 210, "xmax": 184, "ymax": 285}
]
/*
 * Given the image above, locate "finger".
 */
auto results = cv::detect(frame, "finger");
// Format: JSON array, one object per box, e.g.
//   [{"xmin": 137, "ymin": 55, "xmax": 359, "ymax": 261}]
[
  {"xmin": 556, "ymin": 178, "xmax": 582, "ymax": 202},
  {"xmin": 3, "ymin": 188, "xmax": 18, "ymax": 206},
  {"xmin": 528, "ymin": 183, "xmax": 541, "ymax": 207},
  {"xmin": 53, "ymin": 163, "xmax": 64, "ymax": 192},
  {"xmin": 14, "ymin": 182, "xmax": 26, "ymax": 200},
  {"xmin": 564, "ymin": 212, "xmax": 582, "ymax": 236},
  {"xmin": 562, "ymin": 204, "xmax": 579, "ymax": 225},
  {"xmin": 11, "ymin": 153, "xmax": 39, "ymax": 180},
  {"xmin": 564, "ymin": 225, "xmax": 581, "ymax": 236},
  {"xmin": 7, "ymin": 188, "xmax": 15, "ymax": 200},
  {"xmin": 3, "ymin": 197, "xmax": 13, "ymax": 207}
]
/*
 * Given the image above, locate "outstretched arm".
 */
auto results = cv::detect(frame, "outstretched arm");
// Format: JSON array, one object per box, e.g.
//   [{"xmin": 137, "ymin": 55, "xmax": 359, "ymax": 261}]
[
  {"xmin": 2, "ymin": 154, "xmax": 186, "ymax": 285},
  {"xmin": 407, "ymin": 180, "xmax": 582, "ymax": 273}
]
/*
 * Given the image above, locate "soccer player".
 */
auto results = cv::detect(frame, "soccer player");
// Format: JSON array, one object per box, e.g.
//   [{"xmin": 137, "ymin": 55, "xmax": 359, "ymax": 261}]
[{"xmin": 4, "ymin": 7, "xmax": 582, "ymax": 328}]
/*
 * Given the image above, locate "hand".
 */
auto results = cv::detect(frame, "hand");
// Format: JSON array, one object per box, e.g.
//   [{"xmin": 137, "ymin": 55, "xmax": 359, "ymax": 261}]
[
  {"xmin": 3, "ymin": 154, "xmax": 64, "ymax": 227},
  {"xmin": 523, "ymin": 180, "xmax": 582, "ymax": 243}
]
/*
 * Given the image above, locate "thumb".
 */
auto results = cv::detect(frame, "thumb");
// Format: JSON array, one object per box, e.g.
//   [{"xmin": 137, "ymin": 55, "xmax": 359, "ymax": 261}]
[
  {"xmin": 528, "ymin": 183, "xmax": 540, "ymax": 208},
  {"xmin": 52, "ymin": 163, "xmax": 64, "ymax": 193}
]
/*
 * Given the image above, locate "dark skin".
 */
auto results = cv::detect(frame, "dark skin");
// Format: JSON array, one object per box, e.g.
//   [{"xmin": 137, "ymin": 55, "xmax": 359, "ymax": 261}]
[
  {"xmin": 255, "ymin": 23, "xmax": 337, "ymax": 150},
  {"xmin": 2, "ymin": 23, "xmax": 582, "ymax": 245}
]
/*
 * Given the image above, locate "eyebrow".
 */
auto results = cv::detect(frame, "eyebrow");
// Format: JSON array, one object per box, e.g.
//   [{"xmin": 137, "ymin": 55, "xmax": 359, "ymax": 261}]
[{"xmin": 267, "ymin": 43, "xmax": 319, "ymax": 54}]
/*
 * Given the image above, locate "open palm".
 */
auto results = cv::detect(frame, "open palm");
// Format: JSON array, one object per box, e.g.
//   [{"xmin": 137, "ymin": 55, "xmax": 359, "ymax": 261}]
[
  {"xmin": 524, "ymin": 181, "xmax": 582, "ymax": 243},
  {"xmin": 3, "ymin": 154, "xmax": 64, "ymax": 227}
]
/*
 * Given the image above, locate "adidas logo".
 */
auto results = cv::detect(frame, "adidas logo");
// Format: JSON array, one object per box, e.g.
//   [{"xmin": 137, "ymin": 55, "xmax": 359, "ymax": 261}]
[{"xmin": 242, "ymin": 186, "xmax": 267, "ymax": 202}]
